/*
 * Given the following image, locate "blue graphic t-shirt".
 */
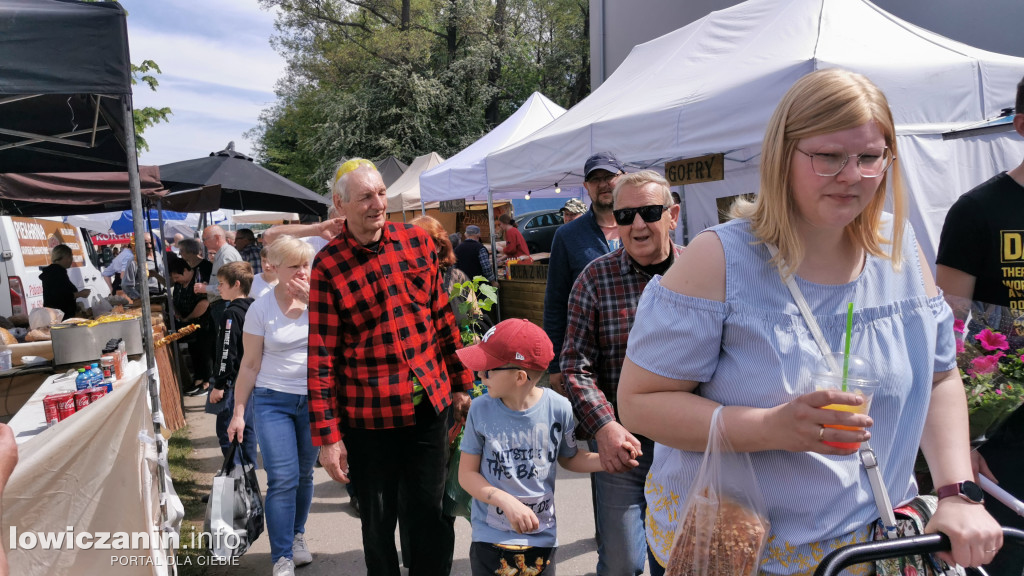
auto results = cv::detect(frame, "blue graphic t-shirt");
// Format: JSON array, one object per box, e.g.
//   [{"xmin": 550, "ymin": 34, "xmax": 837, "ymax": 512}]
[{"xmin": 460, "ymin": 388, "xmax": 579, "ymax": 547}]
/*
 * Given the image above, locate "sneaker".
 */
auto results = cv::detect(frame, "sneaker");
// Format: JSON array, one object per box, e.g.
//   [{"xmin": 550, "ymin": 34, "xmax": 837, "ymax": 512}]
[
  {"xmin": 292, "ymin": 533, "xmax": 312, "ymax": 566},
  {"xmin": 273, "ymin": 557, "xmax": 295, "ymax": 576}
]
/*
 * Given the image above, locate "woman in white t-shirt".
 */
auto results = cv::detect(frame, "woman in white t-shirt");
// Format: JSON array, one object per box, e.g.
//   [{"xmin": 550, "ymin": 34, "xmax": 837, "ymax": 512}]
[
  {"xmin": 249, "ymin": 245, "xmax": 278, "ymax": 300},
  {"xmin": 227, "ymin": 236, "xmax": 316, "ymax": 575}
]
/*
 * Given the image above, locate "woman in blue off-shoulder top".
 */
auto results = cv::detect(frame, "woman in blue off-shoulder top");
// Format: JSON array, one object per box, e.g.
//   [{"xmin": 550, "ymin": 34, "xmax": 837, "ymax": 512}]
[{"xmin": 618, "ymin": 69, "xmax": 1001, "ymax": 576}]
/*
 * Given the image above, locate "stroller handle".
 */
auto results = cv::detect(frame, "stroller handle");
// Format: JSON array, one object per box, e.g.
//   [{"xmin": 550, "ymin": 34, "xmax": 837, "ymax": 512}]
[{"xmin": 812, "ymin": 527, "xmax": 1024, "ymax": 576}]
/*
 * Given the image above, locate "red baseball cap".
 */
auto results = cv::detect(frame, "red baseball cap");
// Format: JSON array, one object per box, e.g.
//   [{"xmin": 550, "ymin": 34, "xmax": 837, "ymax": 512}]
[{"xmin": 456, "ymin": 318, "xmax": 554, "ymax": 372}]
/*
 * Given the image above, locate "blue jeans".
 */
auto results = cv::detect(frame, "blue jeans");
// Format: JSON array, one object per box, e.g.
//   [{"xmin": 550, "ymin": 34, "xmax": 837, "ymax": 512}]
[
  {"xmin": 252, "ymin": 387, "xmax": 318, "ymax": 563},
  {"xmin": 588, "ymin": 437, "xmax": 654, "ymax": 576}
]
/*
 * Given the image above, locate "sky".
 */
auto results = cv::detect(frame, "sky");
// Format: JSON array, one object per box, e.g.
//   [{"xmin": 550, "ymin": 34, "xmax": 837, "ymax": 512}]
[{"xmin": 120, "ymin": 0, "xmax": 286, "ymax": 167}]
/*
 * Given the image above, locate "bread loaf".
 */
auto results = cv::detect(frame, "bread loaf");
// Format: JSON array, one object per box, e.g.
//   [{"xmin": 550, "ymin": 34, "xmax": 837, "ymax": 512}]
[
  {"xmin": 0, "ymin": 327, "xmax": 16, "ymax": 345},
  {"xmin": 666, "ymin": 493, "xmax": 768, "ymax": 576},
  {"xmin": 26, "ymin": 328, "xmax": 51, "ymax": 342}
]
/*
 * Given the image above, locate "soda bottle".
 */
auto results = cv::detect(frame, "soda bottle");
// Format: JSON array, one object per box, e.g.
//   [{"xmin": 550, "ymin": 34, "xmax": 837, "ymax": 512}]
[
  {"xmin": 102, "ymin": 367, "xmax": 114, "ymax": 391},
  {"xmin": 75, "ymin": 367, "xmax": 91, "ymax": 391}
]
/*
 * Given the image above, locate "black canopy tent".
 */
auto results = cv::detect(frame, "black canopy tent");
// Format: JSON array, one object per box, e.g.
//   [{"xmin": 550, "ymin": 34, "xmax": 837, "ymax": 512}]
[
  {"xmin": 0, "ymin": 0, "xmax": 133, "ymax": 173},
  {"xmin": 377, "ymin": 155, "xmax": 409, "ymax": 188},
  {"xmin": 0, "ymin": 0, "xmax": 173, "ymax": 563},
  {"xmin": 159, "ymin": 142, "xmax": 331, "ymax": 217}
]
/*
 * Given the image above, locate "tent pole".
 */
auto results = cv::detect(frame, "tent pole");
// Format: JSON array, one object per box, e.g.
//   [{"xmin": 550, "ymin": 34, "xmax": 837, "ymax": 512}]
[
  {"xmin": 122, "ymin": 93, "xmax": 171, "ymax": 531},
  {"xmin": 487, "ymin": 191, "xmax": 500, "ymax": 322},
  {"xmin": 157, "ymin": 202, "xmax": 185, "ymax": 416}
]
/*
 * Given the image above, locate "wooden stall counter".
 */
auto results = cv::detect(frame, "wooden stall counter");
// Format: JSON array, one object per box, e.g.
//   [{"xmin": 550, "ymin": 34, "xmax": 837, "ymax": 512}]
[{"xmin": 499, "ymin": 263, "xmax": 547, "ymax": 328}]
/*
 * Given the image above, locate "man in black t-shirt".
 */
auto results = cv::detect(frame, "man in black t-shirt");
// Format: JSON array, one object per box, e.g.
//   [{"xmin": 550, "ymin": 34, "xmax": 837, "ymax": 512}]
[{"xmin": 936, "ymin": 75, "xmax": 1024, "ymax": 576}]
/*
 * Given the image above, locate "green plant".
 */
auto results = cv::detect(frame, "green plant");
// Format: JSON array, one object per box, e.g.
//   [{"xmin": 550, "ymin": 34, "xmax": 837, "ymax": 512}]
[{"xmin": 450, "ymin": 275, "xmax": 498, "ymax": 346}]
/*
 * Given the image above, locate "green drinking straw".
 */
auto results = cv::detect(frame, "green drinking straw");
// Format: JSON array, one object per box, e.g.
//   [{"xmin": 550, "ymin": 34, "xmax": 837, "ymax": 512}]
[{"xmin": 842, "ymin": 302, "xmax": 854, "ymax": 391}]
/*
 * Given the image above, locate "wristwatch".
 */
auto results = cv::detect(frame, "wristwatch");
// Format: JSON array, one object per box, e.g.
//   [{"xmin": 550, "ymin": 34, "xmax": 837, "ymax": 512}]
[{"xmin": 936, "ymin": 481, "xmax": 985, "ymax": 504}]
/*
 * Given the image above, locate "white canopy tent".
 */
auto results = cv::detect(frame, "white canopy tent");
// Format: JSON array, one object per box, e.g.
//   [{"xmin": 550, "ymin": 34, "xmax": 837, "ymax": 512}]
[
  {"xmin": 386, "ymin": 152, "xmax": 445, "ymax": 214},
  {"xmin": 228, "ymin": 210, "xmax": 301, "ymax": 225},
  {"xmin": 420, "ymin": 92, "xmax": 579, "ymax": 202},
  {"xmin": 485, "ymin": 0, "xmax": 1024, "ymax": 264}
]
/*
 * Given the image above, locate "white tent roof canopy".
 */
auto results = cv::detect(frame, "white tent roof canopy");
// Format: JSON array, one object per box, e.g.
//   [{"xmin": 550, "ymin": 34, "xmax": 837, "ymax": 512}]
[
  {"xmin": 419, "ymin": 92, "xmax": 571, "ymax": 203},
  {"xmin": 485, "ymin": 0, "xmax": 1024, "ymax": 194},
  {"xmin": 386, "ymin": 152, "xmax": 445, "ymax": 213}
]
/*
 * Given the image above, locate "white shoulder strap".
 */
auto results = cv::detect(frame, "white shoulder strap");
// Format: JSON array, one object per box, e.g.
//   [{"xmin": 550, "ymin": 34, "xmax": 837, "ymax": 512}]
[{"xmin": 765, "ymin": 242, "xmax": 898, "ymax": 535}]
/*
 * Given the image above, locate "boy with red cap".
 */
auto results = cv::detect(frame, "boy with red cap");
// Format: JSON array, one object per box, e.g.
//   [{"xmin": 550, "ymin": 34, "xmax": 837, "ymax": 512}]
[{"xmin": 457, "ymin": 318, "xmax": 637, "ymax": 575}]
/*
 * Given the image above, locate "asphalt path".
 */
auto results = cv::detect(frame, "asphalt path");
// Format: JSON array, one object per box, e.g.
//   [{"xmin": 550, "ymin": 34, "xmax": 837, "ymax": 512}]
[{"xmin": 184, "ymin": 389, "xmax": 612, "ymax": 575}]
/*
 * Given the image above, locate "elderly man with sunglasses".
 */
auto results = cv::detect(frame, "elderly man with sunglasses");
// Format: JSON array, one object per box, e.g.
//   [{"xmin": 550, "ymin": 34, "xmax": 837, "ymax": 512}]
[{"xmin": 561, "ymin": 170, "xmax": 682, "ymax": 576}]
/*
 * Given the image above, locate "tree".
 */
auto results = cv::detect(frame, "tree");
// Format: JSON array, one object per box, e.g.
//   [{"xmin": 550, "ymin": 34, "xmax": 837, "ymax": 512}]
[
  {"xmin": 251, "ymin": 0, "xmax": 589, "ymax": 187},
  {"xmin": 131, "ymin": 60, "xmax": 172, "ymax": 153},
  {"xmin": 82, "ymin": 0, "xmax": 172, "ymax": 153}
]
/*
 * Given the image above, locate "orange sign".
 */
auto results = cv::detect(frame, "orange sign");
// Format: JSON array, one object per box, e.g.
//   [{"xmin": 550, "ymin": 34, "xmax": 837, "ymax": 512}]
[{"xmin": 11, "ymin": 217, "xmax": 86, "ymax": 267}]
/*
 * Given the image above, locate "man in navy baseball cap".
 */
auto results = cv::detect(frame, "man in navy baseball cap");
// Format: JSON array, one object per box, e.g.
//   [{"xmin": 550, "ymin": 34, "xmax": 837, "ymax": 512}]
[{"xmin": 584, "ymin": 151, "xmax": 625, "ymax": 180}]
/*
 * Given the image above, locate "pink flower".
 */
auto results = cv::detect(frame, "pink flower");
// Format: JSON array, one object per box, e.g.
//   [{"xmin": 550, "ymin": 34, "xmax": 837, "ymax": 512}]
[
  {"xmin": 996, "ymin": 389, "xmax": 1003, "ymax": 395},
  {"xmin": 904, "ymin": 565, "xmax": 919, "ymax": 576},
  {"xmin": 975, "ymin": 328, "xmax": 1009, "ymax": 351},
  {"xmin": 954, "ymin": 319, "xmax": 965, "ymax": 334},
  {"xmin": 1020, "ymin": 354, "xmax": 1024, "ymax": 364},
  {"xmin": 971, "ymin": 352, "xmax": 1005, "ymax": 375},
  {"xmin": 956, "ymin": 340, "xmax": 966, "ymax": 355}
]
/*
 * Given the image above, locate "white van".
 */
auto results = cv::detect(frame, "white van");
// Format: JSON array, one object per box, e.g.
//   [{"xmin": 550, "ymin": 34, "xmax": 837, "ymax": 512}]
[{"xmin": 0, "ymin": 216, "xmax": 111, "ymax": 317}]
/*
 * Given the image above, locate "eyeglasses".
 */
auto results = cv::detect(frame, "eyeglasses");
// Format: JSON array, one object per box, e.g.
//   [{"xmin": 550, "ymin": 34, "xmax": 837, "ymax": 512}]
[
  {"xmin": 481, "ymin": 366, "xmax": 523, "ymax": 379},
  {"xmin": 795, "ymin": 147, "xmax": 894, "ymax": 178},
  {"xmin": 612, "ymin": 205, "xmax": 670, "ymax": 225},
  {"xmin": 585, "ymin": 172, "xmax": 620, "ymax": 185}
]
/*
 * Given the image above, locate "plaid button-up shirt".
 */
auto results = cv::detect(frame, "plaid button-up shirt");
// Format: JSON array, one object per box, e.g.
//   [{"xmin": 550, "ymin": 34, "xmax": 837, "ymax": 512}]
[
  {"xmin": 307, "ymin": 222, "xmax": 473, "ymax": 445},
  {"xmin": 561, "ymin": 244, "xmax": 684, "ymax": 437},
  {"xmin": 239, "ymin": 243, "xmax": 263, "ymax": 274}
]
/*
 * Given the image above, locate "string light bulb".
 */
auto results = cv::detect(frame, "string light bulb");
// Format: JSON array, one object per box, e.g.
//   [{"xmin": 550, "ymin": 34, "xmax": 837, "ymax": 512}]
[
  {"xmin": 525, "ymin": 190, "xmax": 532, "ymax": 200},
  {"xmin": 555, "ymin": 183, "xmax": 561, "ymax": 194}
]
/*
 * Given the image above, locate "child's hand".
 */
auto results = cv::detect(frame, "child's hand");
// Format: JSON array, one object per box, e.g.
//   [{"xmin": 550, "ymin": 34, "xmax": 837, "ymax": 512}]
[
  {"xmin": 209, "ymin": 388, "xmax": 225, "ymax": 404},
  {"xmin": 615, "ymin": 441, "xmax": 641, "ymax": 470},
  {"xmin": 503, "ymin": 499, "xmax": 540, "ymax": 534}
]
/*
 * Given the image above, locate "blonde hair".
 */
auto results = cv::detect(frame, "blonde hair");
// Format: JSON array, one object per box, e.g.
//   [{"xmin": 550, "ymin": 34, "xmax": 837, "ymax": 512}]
[
  {"xmin": 267, "ymin": 235, "xmax": 314, "ymax": 268},
  {"xmin": 731, "ymin": 68, "xmax": 905, "ymax": 277}
]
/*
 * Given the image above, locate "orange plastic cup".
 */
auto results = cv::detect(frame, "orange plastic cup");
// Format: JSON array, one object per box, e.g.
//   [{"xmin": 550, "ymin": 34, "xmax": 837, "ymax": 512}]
[{"xmin": 815, "ymin": 353, "xmax": 878, "ymax": 450}]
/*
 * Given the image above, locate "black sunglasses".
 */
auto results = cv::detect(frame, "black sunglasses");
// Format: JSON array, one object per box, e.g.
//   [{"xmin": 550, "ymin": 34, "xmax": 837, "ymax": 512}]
[
  {"xmin": 612, "ymin": 205, "xmax": 669, "ymax": 225},
  {"xmin": 480, "ymin": 366, "xmax": 523, "ymax": 379}
]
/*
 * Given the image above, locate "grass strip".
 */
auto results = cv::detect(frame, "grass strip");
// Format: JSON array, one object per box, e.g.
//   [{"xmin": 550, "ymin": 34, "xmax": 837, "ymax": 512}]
[{"xmin": 167, "ymin": 426, "xmax": 209, "ymax": 576}]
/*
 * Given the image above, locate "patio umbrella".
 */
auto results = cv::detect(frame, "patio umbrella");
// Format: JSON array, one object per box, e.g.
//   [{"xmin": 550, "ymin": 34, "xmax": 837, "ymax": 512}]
[{"xmin": 159, "ymin": 142, "xmax": 330, "ymax": 217}]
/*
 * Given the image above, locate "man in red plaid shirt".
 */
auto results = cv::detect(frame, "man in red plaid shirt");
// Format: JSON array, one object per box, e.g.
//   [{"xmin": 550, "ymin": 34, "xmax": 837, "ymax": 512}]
[
  {"xmin": 561, "ymin": 170, "xmax": 683, "ymax": 576},
  {"xmin": 308, "ymin": 158, "xmax": 473, "ymax": 575}
]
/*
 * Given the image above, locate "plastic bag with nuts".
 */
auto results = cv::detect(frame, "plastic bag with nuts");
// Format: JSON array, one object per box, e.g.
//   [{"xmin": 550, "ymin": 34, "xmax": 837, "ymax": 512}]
[{"xmin": 665, "ymin": 405, "xmax": 771, "ymax": 576}]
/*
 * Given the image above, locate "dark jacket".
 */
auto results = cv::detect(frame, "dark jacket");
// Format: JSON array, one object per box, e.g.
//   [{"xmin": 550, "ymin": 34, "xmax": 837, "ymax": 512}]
[
  {"xmin": 211, "ymin": 297, "xmax": 255, "ymax": 391},
  {"xmin": 543, "ymin": 208, "xmax": 613, "ymax": 373},
  {"xmin": 454, "ymin": 238, "xmax": 486, "ymax": 279},
  {"xmin": 39, "ymin": 263, "xmax": 78, "ymax": 320}
]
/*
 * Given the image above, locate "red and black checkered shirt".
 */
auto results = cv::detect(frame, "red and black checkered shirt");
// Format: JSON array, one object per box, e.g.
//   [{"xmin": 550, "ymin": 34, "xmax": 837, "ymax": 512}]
[{"xmin": 307, "ymin": 222, "xmax": 473, "ymax": 445}]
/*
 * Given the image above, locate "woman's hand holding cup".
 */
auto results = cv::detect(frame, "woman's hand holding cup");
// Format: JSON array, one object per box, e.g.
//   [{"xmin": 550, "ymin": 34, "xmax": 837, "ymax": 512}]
[{"xmin": 766, "ymin": 389, "xmax": 873, "ymax": 455}]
